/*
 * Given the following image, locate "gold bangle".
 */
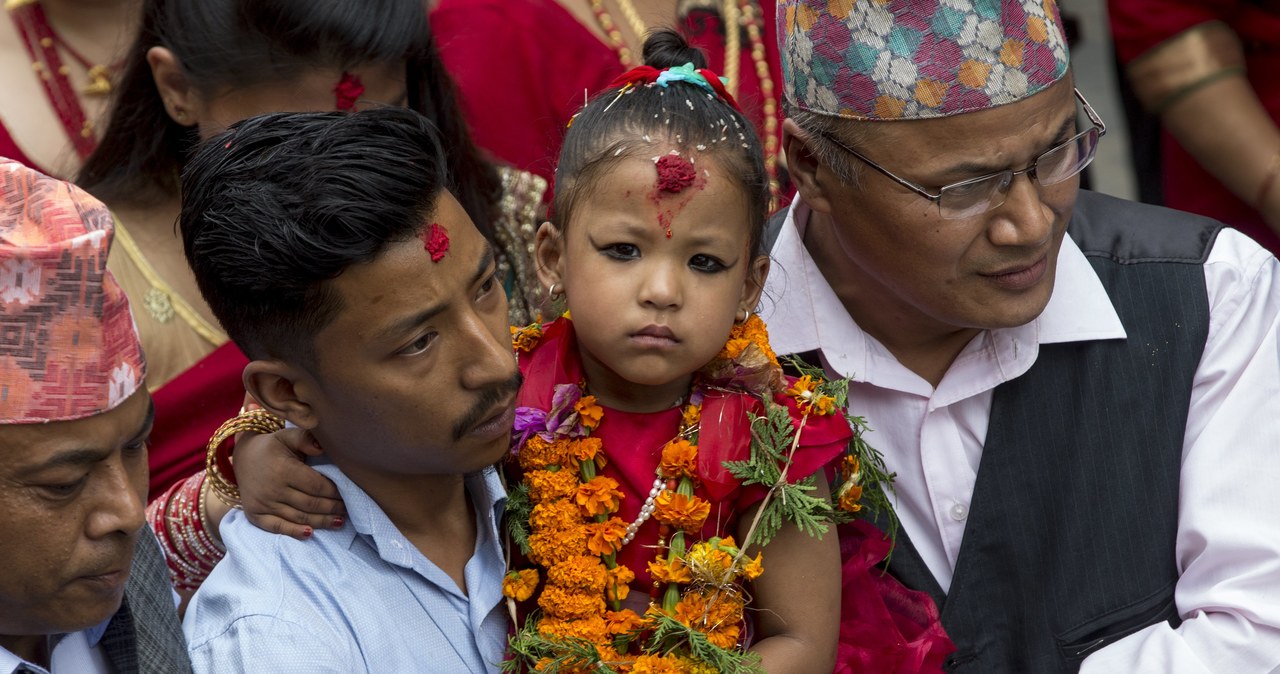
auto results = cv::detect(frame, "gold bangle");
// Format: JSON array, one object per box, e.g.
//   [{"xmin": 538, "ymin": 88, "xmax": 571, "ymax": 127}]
[{"xmin": 205, "ymin": 409, "xmax": 286, "ymax": 507}]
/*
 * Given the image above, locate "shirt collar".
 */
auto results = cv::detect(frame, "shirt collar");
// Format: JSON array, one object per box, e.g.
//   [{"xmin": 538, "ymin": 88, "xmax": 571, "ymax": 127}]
[
  {"xmin": 0, "ymin": 617, "xmax": 111, "ymax": 674},
  {"xmin": 312, "ymin": 461, "xmax": 507, "ymax": 571},
  {"xmin": 761, "ymin": 199, "xmax": 1126, "ymax": 383}
]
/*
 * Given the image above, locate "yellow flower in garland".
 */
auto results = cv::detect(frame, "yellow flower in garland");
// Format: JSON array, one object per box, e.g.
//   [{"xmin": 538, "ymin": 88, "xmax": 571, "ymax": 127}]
[
  {"xmin": 606, "ymin": 565, "xmax": 634, "ymax": 603},
  {"xmin": 574, "ymin": 395, "xmax": 603, "ymax": 430},
  {"xmin": 653, "ymin": 491, "xmax": 711, "ymax": 533},
  {"xmin": 503, "ymin": 569, "xmax": 540, "ymax": 601},
  {"xmin": 526, "ymin": 469, "xmax": 580, "ymax": 503},
  {"xmin": 575, "ymin": 475, "xmax": 624, "ymax": 517},
  {"xmin": 742, "ymin": 553, "xmax": 764, "ymax": 582},
  {"xmin": 605, "ymin": 609, "xmax": 648, "ymax": 636},
  {"xmin": 647, "ymin": 556, "xmax": 694, "ymax": 585},
  {"xmin": 673, "ymin": 589, "xmax": 745, "ymax": 649},
  {"xmin": 567, "ymin": 436, "xmax": 603, "ymax": 464},
  {"xmin": 584, "ymin": 517, "xmax": 628, "ymax": 556},
  {"xmin": 785, "ymin": 375, "xmax": 838, "ymax": 416},
  {"xmin": 539, "ymin": 584, "xmax": 607, "ymax": 621},
  {"xmin": 659, "ymin": 438, "xmax": 698, "ymax": 480},
  {"xmin": 834, "ymin": 454, "xmax": 865, "ymax": 513},
  {"xmin": 680, "ymin": 403, "xmax": 701, "ymax": 430},
  {"xmin": 511, "ymin": 323, "xmax": 543, "ymax": 352},
  {"xmin": 684, "ymin": 540, "xmax": 736, "ymax": 584},
  {"xmin": 547, "ymin": 555, "xmax": 608, "ymax": 594}
]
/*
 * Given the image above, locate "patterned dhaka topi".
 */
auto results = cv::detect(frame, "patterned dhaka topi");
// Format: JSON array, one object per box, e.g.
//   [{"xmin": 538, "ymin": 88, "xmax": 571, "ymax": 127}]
[
  {"xmin": 0, "ymin": 159, "xmax": 146, "ymax": 424},
  {"xmin": 778, "ymin": 0, "xmax": 1071, "ymax": 120}
]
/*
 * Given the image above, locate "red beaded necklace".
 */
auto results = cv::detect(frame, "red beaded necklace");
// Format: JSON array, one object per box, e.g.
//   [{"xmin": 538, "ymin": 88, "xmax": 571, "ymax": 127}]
[{"xmin": 9, "ymin": 1, "xmax": 117, "ymax": 160}]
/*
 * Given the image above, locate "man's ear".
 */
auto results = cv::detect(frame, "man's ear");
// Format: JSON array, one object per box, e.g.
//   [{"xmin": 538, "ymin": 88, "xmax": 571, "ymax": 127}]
[
  {"xmin": 783, "ymin": 119, "xmax": 837, "ymax": 215},
  {"xmin": 534, "ymin": 221, "xmax": 565, "ymax": 290},
  {"xmin": 741, "ymin": 254, "xmax": 771, "ymax": 315},
  {"xmin": 243, "ymin": 360, "xmax": 318, "ymax": 431},
  {"xmin": 147, "ymin": 46, "xmax": 199, "ymax": 128}
]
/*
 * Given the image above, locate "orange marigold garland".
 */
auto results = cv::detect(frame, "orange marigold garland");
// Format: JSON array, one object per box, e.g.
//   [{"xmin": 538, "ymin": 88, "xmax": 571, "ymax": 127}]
[{"xmin": 504, "ymin": 316, "xmax": 897, "ymax": 672}]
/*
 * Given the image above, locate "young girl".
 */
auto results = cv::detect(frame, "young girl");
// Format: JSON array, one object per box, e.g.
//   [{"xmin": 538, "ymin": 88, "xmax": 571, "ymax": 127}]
[{"xmin": 224, "ymin": 30, "xmax": 948, "ymax": 673}]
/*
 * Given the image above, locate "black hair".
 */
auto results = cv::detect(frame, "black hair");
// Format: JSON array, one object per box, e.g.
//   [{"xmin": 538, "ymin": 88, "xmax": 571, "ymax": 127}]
[
  {"xmin": 77, "ymin": 0, "xmax": 499, "ymax": 239},
  {"xmin": 552, "ymin": 29, "xmax": 769, "ymax": 255},
  {"xmin": 180, "ymin": 108, "xmax": 449, "ymax": 362}
]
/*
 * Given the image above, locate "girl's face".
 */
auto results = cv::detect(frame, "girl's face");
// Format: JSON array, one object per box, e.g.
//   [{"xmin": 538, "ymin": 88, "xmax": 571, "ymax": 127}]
[{"xmin": 536, "ymin": 151, "xmax": 768, "ymax": 413}]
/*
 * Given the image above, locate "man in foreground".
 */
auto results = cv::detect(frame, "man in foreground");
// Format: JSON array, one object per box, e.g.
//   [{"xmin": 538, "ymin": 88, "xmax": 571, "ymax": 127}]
[
  {"xmin": 767, "ymin": 0, "xmax": 1280, "ymax": 671},
  {"xmin": 179, "ymin": 109, "xmax": 518, "ymax": 673}
]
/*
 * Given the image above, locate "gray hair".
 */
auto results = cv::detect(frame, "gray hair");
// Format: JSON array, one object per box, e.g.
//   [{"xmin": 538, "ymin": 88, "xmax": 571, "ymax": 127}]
[{"xmin": 784, "ymin": 101, "xmax": 872, "ymax": 188}]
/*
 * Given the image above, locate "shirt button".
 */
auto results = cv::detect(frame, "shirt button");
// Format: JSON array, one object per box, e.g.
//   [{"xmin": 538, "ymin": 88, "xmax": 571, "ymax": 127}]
[{"xmin": 950, "ymin": 503, "xmax": 969, "ymax": 521}]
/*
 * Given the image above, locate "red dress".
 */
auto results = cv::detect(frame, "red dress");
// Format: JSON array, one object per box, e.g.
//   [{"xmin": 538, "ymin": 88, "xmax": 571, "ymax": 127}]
[
  {"xmin": 515, "ymin": 318, "xmax": 954, "ymax": 670},
  {"xmin": 430, "ymin": 0, "xmax": 784, "ymax": 190},
  {"xmin": 1110, "ymin": 0, "xmax": 1280, "ymax": 252}
]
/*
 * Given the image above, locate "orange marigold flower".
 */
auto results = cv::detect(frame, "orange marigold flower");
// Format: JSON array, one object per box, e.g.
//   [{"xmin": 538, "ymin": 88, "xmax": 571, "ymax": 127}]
[
  {"xmin": 605, "ymin": 609, "xmax": 649, "ymax": 635},
  {"xmin": 519, "ymin": 435, "xmax": 557, "ymax": 470},
  {"xmin": 536, "ymin": 615, "xmax": 610, "ymax": 646},
  {"xmin": 680, "ymin": 402, "xmax": 702, "ymax": 430},
  {"xmin": 575, "ymin": 475, "xmax": 624, "ymax": 517},
  {"xmin": 647, "ymin": 556, "xmax": 694, "ymax": 585},
  {"xmin": 502, "ymin": 568, "xmax": 540, "ymax": 601},
  {"xmin": 786, "ymin": 374, "xmax": 839, "ymax": 416},
  {"xmin": 630, "ymin": 654, "xmax": 688, "ymax": 673},
  {"xmin": 567, "ymin": 437, "xmax": 603, "ymax": 463},
  {"xmin": 511, "ymin": 323, "xmax": 543, "ymax": 352},
  {"xmin": 538, "ymin": 584, "xmax": 607, "ymax": 621},
  {"xmin": 652, "ymin": 491, "xmax": 711, "ymax": 533},
  {"xmin": 575, "ymin": 395, "xmax": 604, "ymax": 430},
  {"xmin": 547, "ymin": 555, "xmax": 608, "ymax": 594},
  {"xmin": 585, "ymin": 518, "xmax": 628, "ymax": 556},
  {"xmin": 605, "ymin": 564, "xmax": 634, "ymax": 603},
  {"xmin": 685, "ymin": 542, "xmax": 735, "ymax": 583},
  {"xmin": 528, "ymin": 525, "xmax": 589, "ymax": 567},
  {"xmin": 837, "ymin": 483, "xmax": 864, "ymax": 513},
  {"xmin": 530, "ymin": 500, "xmax": 583, "ymax": 533},
  {"xmin": 658, "ymin": 439, "xmax": 698, "ymax": 480},
  {"xmin": 742, "ymin": 553, "xmax": 764, "ymax": 581},
  {"xmin": 526, "ymin": 469, "xmax": 580, "ymax": 503},
  {"xmin": 675, "ymin": 589, "xmax": 744, "ymax": 649}
]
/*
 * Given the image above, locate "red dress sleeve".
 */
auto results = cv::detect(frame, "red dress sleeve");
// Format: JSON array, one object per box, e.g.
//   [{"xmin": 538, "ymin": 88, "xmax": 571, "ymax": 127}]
[{"xmin": 1107, "ymin": 0, "xmax": 1238, "ymax": 64}]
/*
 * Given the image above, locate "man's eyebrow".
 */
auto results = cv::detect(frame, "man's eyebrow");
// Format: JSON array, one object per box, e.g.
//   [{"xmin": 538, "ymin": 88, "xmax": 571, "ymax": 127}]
[
  {"xmin": 377, "ymin": 242, "xmax": 497, "ymax": 342},
  {"xmin": 15, "ymin": 402, "xmax": 155, "ymax": 478},
  {"xmin": 933, "ymin": 115, "xmax": 1077, "ymax": 179}
]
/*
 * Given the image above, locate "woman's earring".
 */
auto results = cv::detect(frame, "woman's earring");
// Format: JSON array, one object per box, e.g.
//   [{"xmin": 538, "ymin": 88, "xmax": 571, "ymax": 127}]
[
  {"xmin": 736, "ymin": 307, "xmax": 749, "ymax": 324},
  {"xmin": 548, "ymin": 282, "xmax": 564, "ymax": 299}
]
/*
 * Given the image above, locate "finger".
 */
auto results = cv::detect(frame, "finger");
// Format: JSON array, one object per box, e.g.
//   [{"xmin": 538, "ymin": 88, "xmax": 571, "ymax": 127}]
[
  {"xmin": 278, "ymin": 487, "xmax": 346, "ymax": 519},
  {"xmin": 245, "ymin": 513, "xmax": 314, "ymax": 541},
  {"xmin": 271, "ymin": 427, "xmax": 318, "ymax": 458},
  {"xmin": 282, "ymin": 467, "xmax": 343, "ymax": 505},
  {"xmin": 259, "ymin": 501, "xmax": 346, "ymax": 532},
  {"xmin": 293, "ymin": 430, "xmax": 325, "ymax": 458}
]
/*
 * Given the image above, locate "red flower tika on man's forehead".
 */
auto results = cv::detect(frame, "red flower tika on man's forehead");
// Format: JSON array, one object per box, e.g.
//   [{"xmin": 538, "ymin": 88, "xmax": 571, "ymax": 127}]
[
  {"xmin": 420, "ymin": 222, "xmax": 450, "ymax": 262},
  {"xmin": 655, "ymin": 152, "xmax": 697, "ymax": 194},
  {"xmin": 334, "ymin": 71, "xmax": 365, "ymax": 111}
]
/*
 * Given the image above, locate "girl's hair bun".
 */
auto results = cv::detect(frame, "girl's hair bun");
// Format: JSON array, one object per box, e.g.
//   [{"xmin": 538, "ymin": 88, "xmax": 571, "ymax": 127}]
[{"xmin": 641, "ymin": 28, "xmax": 708, "ymax": 70}]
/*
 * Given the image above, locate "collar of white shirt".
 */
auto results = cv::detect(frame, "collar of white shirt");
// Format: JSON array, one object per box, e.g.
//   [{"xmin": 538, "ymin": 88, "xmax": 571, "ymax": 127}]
[
  {"xmin": 0, "ymin": 619, "xmax": 111, "ymax": 674},
  {"xmin": 761, "ymin": 199, "xmax": 1128, "ymax": 394}
]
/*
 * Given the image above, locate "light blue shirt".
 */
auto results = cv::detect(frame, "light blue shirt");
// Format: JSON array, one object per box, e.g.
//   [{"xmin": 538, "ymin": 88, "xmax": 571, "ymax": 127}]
[
  {"xmin": 0, "ymin": 621, "xmax": 111, "ymax": 674},
  {"xmin": 183, "ymin": 462, "xmax": 509, "ymax": 673}
]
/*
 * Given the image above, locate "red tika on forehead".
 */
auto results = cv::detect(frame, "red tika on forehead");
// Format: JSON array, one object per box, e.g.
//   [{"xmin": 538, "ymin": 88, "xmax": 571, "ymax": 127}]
[
  {"xmin": 334, "ymin": 72, "xmax": 365, "ymax": 112},
  {"xmin": 420, "ymin": 222, "xmax": 450, "ymax": 262},
  {"xmin": 654, "ymin": 153, "xmax": 697, "ymax": 194}
]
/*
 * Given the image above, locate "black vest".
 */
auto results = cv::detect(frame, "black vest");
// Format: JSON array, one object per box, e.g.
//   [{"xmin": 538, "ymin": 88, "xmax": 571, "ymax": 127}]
[{"xmin": 770, "ymin": 191, "xmax": 1222, "ymax": 673}]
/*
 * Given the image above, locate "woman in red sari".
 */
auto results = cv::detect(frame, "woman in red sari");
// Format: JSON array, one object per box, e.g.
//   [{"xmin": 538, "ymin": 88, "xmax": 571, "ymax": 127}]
[
  {"xmin": 1110, "ymin": 0, "xmax": 1280, "ymax": 251},
  {"xmin": 77, "ymin": 0, "xmax": 546, "ymax": 506}
]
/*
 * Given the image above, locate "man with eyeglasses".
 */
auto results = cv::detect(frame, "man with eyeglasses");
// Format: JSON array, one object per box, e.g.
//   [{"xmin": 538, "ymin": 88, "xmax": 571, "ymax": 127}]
[{"xmin": 765, "ymin": 1, "xmax": 1280, "ymax": 672}]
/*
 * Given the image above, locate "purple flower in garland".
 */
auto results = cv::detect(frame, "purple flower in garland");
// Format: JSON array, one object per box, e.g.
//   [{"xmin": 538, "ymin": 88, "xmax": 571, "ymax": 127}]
[{"xmin": 510, "ymin": 384, "xmax": 589, "ymax": 455}]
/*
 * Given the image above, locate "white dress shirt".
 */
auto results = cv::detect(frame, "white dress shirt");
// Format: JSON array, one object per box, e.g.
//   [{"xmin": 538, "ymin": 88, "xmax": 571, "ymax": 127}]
[
  {"xmin": 0, "ymin": 621, "xmax": 111, "ymax": 674},
  {"xmin": 762, "ymin": 199, "xmax": 1280, "ymax": 673}
]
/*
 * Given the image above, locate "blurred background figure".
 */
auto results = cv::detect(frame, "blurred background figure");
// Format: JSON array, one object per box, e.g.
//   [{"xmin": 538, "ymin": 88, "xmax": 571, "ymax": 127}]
[
  {"xmin": 1110, "ymin": 0, "xmax": 1280, "ymax": 252},
  {"xmin": 431, "ymin": 0, "xmax": 787, "ymax": 203},
  {"xmin": 0, "ymin": 0, "xmax": 139, "ymax": 178}
]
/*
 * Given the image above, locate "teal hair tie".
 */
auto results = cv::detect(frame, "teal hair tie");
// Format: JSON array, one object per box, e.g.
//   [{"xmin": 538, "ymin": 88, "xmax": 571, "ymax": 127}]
[{"xmin": 654, "ymin": 62, "xmax": 728, "ymax": 95}]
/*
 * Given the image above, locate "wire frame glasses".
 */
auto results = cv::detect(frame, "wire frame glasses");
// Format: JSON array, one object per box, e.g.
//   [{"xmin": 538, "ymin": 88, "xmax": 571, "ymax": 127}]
[{"xmin": 819, "ymin": 88, "xmax": 1107, "ymax": 220}]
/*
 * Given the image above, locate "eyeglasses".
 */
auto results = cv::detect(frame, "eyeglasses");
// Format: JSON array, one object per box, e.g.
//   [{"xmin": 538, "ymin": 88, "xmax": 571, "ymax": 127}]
[{"xmin": 819, "ymin": 88, "xmax": 1107, "ymax": 220}]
